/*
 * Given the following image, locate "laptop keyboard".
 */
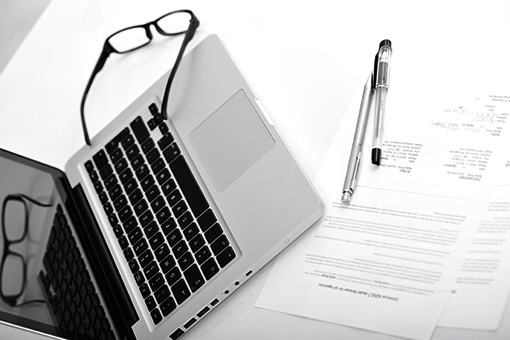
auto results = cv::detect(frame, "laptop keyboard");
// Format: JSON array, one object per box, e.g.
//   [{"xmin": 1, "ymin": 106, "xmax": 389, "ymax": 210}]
[
  {"xmin": 39, "ymin": 204, "xmax": 115, "ymax": 340},
  {"xmin": 84, "ymin": 102, "xmax": 236, "ymax": 325}
]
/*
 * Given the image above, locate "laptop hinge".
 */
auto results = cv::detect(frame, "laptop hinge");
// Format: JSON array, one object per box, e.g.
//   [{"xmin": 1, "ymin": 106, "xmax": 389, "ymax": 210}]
[{"xmin": 65, "ymin": 181, "xmax": 138, "ymax": 340}]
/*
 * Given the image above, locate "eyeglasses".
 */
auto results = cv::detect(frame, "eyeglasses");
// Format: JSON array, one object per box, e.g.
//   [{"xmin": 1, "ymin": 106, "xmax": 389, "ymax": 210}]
[
  {"xmin": 1, "ymin": 194, "xmax": 52, "ymax": 307},
  {"xmin": 80, "ymin": 9, "xmax": 200, "ymax": 145}
]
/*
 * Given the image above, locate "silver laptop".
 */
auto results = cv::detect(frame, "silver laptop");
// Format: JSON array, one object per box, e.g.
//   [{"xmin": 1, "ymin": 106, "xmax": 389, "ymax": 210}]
[{"xmin": 0, "ymin": 34, "xmax": 323, "ymax": 340}]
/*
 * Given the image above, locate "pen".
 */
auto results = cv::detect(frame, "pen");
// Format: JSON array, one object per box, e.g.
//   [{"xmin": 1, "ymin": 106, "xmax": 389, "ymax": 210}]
[
  {"xmin": 372, "ymin": 39, "xmax": 392, "ymax": 166},
  {"xmin": 341, "ymin": 73, "xmax": 374, "ymax": 204}
]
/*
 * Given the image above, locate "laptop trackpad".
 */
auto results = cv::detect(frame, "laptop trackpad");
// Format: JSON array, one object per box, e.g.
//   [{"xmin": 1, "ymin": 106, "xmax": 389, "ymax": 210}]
[{"xmin": 189, "ymin": 90, "xmax": 275, "ymax": 193}]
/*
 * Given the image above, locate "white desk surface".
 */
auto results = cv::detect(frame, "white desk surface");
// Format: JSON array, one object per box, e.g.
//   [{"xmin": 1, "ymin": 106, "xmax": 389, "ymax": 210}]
[{"xmin": 1, "ymin": 0, "xmax": 509, "ymax": 339}]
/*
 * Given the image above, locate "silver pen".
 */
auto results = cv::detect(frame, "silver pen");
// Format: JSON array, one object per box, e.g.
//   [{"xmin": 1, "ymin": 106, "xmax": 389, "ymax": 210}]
[
  {"xmin": 372, "ymin": 39, "xmax": 392, "ymax": 166},
  {"xmin": 342, "ymin": 73, "xmax": 374, "ymax": 204}
]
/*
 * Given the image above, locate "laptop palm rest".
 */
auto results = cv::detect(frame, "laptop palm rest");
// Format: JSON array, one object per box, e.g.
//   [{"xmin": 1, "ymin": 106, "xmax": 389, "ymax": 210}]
[{"xmin": 189, "ymin": 90, "xmax": 275, "ymax": 193}]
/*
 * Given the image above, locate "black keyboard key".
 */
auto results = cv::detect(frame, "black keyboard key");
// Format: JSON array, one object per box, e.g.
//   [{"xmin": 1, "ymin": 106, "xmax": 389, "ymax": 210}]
[
  {"xmin": 145, "ymin": 185, "xmax": 161, "ymax": 203},
  {"xmin": 124, "ymin": 177, "xmax": 137, "ymax": 195},
  {"xmin": 195, "ymin": 246, "xmax": 211, "ymax": 265},
  {"xmin": 108, "ymin": 184, "xmax": 123, "ymax": 202},
  {"xmin": 167, "ymin": 228, "xmax": 182, "ymax": 247},
  {"xmin": 129, "ymin": 188, "xmax": 143, "ymax": 205},
  {"xmin": 106, "ymin": 128, "xmax": 130, "ymax": 153},
  {"xmin": 121, "ymin": 133, "xmax": 135, "ymax": 150},
  {"xmin": 134, "ymin": 199, "xmax": 148, "ymax": 217},
  {"xmin": 217, "ymin": 246, "xmax": 236, "ymax": 268},
  {"xmin": 149, "ymin": 103, "xmax": 159, "ymax": 115},
  {"xmin": 133, "ymin": 271, "xmax": 145, "ymax": 286},
  {"xmin": 159, "ymin": 122, "xmax": 169, "ymax": 135},
  {"xmin": 145, "ymin": 295, "xmax": 156, "ymax": 311},
  {"xmin": 99, "ymin": 164, "xmax": 113, "ymax": 181},
  {"xmin": 165, "ymin": 266, "xmax": 181, "ymax": 286},
  {"xmin": 114, "ymin": 157, "xmax": 128, "ymax": 174},
  {"xmin": 154, "ymin": 243, "xmax": 171, "ymax": 262},
  {"xmin": 169, "ymin": 155, "xmax": 209, "ymax": 217},
  {"xmin": 151, "ymin": 157, "xmax": 166, "ymax": 175},
  {"xmin": 161, "ymin": 218, "xmax": 177, "ymax": 236},
  {"xmin": 163, "ymin": 142, "xmax": 180, "ymax": 163},
  {"xmin": 166, "ymin": 189, "xmax": 182, "ymax": 207},
  {"xmin": 172, "ymin": 240, "xmax": 188, "ymax": 259},
  {"xmin": 200, "ymin": 257, "xmax": 219, "ymax": 280},
  {"xmin": 135, "ymin": 164, "xmax": 150, "ymax": 181},
  {"xmin": 156, "ymin": 168, "xmax": 171, "ymax": 185},
  {"xmin": 160, "ymin": 255, "xmax": 175, "ymax": 274},
  {"xmin": 125, "ymin": 144, "xmax": 140, "ymax": 160},
  {"xmin": 130, "ymin": 116, "xmax": 150, "ymax": 144},
  {"xmin": 144, "ymin": 220, "xmax": 158, "ymax": 240},
  {"xmin": 150, "ymin": 308, "xmax": 163, "ymax": 325},
  {"xmin": 178, "ymin": 211, "xmax": 193, "ymax": 229},
  {"xmin": 139, "ymin": 209, "xmax": 154, "ymax": 228},
  {"xmin": 130, "ymin": 153, "xmax": 144, "ymax": 171},
  {"xmin": 85, "ymin": 160, "xmax": 94, "ymax": 173},
  {"xmin": 197, "ymin": 209, "xmax": 216, "ymax": 232},
  {"xmin": 211, "ymin": 235, "xmax": 230, "ymax": 256},
  {"xmin": 141, "ymin": 137, "xmax": 155, "ymax": 155},
  {"xmin": 161, "ymin": 178, "xmax": 177, "ymax": 196},
  {"xmin": 109, "ymin": 148, "xmax": 123, "ymax": 164},
  {"xmin": 158, "ymin": 132, "xmax": 174, "ymax": 150},
  {"xmin": 204, "ymin": 223, "xmax": 222, "ymax": 243},
  {"xmin": 183, "ymin": 222, "xmax": 199, "ymax": 241},
  {"xmin": 154, "ymin": 284, "xmax": 171, "ymax": 304},
  {"xmin": 93, "ymin": 150, "xmax": 108, "ymax": 170},
  {"xmin": 172, "ymin": 200, "xmax": 187, "ymax": 218},
  {"xmin": 149, "ymin": 232, "xmax": 165, "ymax": 251},
  {"xmin": 140, "ymin": 174, "xmax": 155, "ymax": 192},
  {"xmin": 128, "ymin": 258, "xmax": 139, "ymax": 274},
  {"xmin": 139, "ymin": 283, "xmax": 151, "ymax": 299},
  {"xmin": 138, "ymin": 249, "xmax": 154, "ymax": 269},
  {"xmin": 149, "ymin": 273, "xmax": 165, "ymax": 292},
  {"xmin": 123, "ymin": 216, "xmax": 137, "ymax": 234},
  {"xmin": 156, "ymin": 206, "xmax": 171, "ymax": 224},
  {"xmin": 171, "ymin": 279, "xmax": 191, "ymax": 305},
  {"xmin": 103, "ymin": 174, "xmax": 118, "ymax": 191},
  {"xmin": 143, "ymin": 261, "xmax": 159, "ymax": 280},
  {"xmin": 160, "ymin": 296, "xmax": 176, "ymax": 317},
  {"xmin": 128, "ymin": 227, "xmax": 143, "ymax": 246},
  {"xmin": 146, "ymin": 148, "xmax": 160, "ymax": 164},
  {"xmin": 178, "ymin": 252, "xmax": 193, "ymax": 271},
  {"xmin": 184, "ymin": 264, "xmax": 205, "ymax": 292},
  {"xmin": 133, "ymin": 238, "xmax": 149, "ymax": 256},
  {"xmin": 189, "ymin": 234, "xmax": 205, "ymax": 253}
]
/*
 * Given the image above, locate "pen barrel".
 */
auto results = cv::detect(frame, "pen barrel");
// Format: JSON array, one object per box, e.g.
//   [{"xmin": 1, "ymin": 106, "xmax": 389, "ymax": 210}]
[
  {"xmin": 342, "ymin": 144, "xmax": 362, "ymax": 193},
  {"xmin": 373, "ymin": 87, "xmax": 387, "ymax": 150}
]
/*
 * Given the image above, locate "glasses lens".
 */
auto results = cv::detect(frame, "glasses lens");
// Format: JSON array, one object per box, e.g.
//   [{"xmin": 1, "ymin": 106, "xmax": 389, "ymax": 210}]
[
  {"xmin": 3, "ymin": 199, "xmax": 26, "ymax": 242},
  {"xmin": 109, "ymin": 27, "xmax": 150, "ymax": 53},
  {"xmin": 157, "ymin": 12, "xmax": 191, "ymax": 35},
  {"xmin": 1, "ymin": 254, "xmax": 24, "ymax": 297}
]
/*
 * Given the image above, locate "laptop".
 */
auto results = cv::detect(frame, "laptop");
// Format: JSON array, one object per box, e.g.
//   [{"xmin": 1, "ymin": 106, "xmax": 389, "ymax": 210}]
[{"xmin": 0, "ymin": 34, "xmax": 324, "ymax": 340}]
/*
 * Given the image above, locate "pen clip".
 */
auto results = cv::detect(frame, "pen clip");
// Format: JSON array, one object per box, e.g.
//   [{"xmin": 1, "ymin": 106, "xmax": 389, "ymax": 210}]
[{"xmin": 372, "ymin": 52, "xmax": 378, "ymax": 89}]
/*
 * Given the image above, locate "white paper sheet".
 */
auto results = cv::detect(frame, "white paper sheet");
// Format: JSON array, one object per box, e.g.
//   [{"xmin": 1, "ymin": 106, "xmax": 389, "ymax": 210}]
[
  {"xmin": 256, "ymin": 85, "xmax": 510, "ymax": 339},
  {"xmin": 438, "ymin": 162, "xmax": 510, "ymax": 330}
]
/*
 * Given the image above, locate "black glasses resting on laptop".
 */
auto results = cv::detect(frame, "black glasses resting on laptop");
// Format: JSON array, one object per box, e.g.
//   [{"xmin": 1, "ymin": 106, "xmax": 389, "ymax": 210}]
[
  {"xmin": 80, "ymin": 9, "xmax": 199, "ymax": 146},
  {"xmin": 1, "ymin": 194, "xmax": 51, "ymax": 307}
]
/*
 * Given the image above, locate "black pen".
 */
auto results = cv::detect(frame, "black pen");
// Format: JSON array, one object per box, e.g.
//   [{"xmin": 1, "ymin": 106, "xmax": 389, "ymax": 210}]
[
  {"xmin": 372, "ymin": 39, "xmax": 392, "ymax": 166},
  {"xmin": 342, "ymin": 73, "xmax": 374, "ymax": 204}
]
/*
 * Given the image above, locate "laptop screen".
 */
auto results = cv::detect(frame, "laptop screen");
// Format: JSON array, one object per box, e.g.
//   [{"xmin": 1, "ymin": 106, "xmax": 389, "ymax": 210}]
[{"xmin": 0, "ymin": 148, "xmax": 116, "ymax": 340}]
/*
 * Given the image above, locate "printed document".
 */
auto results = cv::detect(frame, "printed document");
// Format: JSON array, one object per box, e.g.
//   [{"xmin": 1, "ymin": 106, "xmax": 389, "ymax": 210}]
[{"xmin": 256, "ymin": 89, "xmax": 510, "ymax": 339}]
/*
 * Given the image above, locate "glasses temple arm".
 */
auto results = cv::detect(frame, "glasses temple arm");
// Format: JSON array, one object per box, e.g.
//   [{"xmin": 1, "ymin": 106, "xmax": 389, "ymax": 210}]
[{"xmin": 161, "ymin": 17, "xmax": 200, "ymax": 120}]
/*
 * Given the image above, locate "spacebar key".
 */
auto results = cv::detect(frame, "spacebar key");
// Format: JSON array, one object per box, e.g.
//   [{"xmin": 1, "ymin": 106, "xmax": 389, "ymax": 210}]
[{"xmin": 169, "ymin": 155, "xmax": 208, "ymax": 217}]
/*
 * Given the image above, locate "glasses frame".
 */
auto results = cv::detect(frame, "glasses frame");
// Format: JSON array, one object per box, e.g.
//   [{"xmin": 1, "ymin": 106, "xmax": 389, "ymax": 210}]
[
  {"xmin": 1, "ymin": 194, "xmax": 52, "ymax": 307},
  {"xmin": 80, "ymin": 9, "xmax": 200, "ymax": 145}
]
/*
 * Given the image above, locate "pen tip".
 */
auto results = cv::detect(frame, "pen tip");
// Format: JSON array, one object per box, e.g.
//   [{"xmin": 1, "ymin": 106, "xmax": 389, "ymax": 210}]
[
  {"xmin": 371, "ymin": 148, "xmax": 381, "ymax": 166},
  {"xmin": 341, "ymin": 192, "xmax": 352, "ymax": 204}
]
